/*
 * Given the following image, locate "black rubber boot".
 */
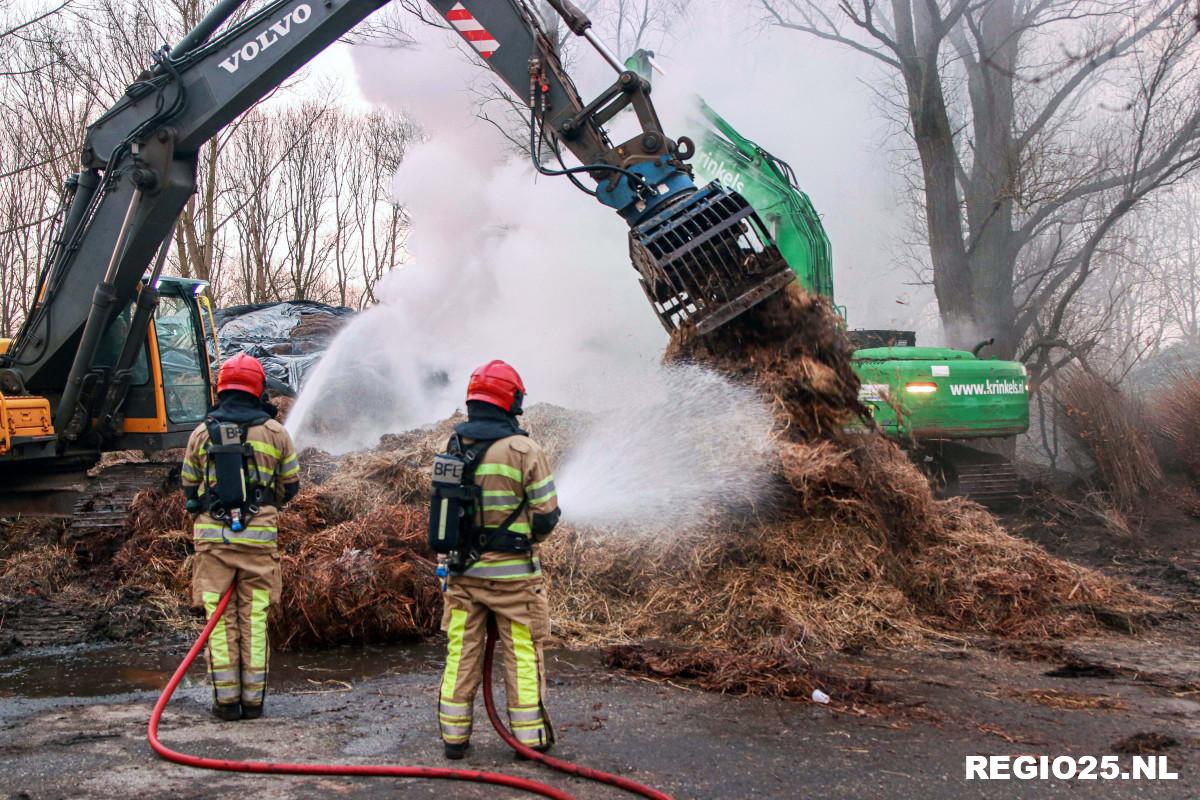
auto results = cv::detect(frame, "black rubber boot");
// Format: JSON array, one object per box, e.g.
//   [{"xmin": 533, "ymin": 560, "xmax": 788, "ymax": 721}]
[
  {"xmin": 443, "ymin": 742, "xmax": 469, "ymax": 760},
  {"xmin": 211, "ymin": 702, "xmax": 242, "ymax": 722},
  {"xmin": 241, "ymin": 704, "xmax": 263, "ymax": 720}
]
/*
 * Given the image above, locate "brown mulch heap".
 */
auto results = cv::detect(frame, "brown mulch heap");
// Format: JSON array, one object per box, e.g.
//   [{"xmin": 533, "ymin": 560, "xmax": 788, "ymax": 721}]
[
  {"xmin": 112, "ymin": 488, "xmax": 192, "ymax": 600},
  {"xmin": 14, "ymin": 285, "xmax": 1152, "ymax": 678},
  {"xmin": 541, "ymin": 287, "xmax": 1146, "ymax": 665},
  {"xmin": 97, "ymin": 405, "xmax": 583, "ymax": 650},
  {"xmin": 666, "ymin": 285, "xmax": 867, "ymax": 441},
  {"xmin": 0, "ymin": 544, "xmax": 77, "ymax": 603},
  {"xmin": 275, "ymin": 505, "xmax": 439, "ymax": 648}
]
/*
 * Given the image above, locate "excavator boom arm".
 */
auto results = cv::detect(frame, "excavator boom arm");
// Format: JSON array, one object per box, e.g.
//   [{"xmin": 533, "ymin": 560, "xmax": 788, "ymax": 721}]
[{"xmin": 1, "ymin": 0, "xmax": 789, "ymax": 451}]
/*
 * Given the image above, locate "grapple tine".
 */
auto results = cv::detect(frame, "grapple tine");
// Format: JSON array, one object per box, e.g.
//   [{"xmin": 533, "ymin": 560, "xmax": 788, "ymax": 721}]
[{"xmin": 628, "ymin": 182, "xmax": 793, "ymax": 335}]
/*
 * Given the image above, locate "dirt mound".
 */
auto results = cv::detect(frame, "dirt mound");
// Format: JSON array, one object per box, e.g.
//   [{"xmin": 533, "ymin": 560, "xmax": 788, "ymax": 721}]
[
  {"xmin": 2, "ymin": 287, "xmax": 1149, "ymax": 666},
  {"xmin": 542, "ymin": 289, "xmax": 1146, "ymax": 657}
]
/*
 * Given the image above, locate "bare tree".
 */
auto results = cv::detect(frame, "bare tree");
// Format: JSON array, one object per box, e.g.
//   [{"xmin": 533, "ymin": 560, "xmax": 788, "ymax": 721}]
[{"xmin": 761, "ymin": 0, "xmax": 1200, "ymax": 377}]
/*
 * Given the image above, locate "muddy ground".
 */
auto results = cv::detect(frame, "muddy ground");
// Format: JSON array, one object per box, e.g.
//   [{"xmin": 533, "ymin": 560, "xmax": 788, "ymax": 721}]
[
  {"xmin": 1, "ymin": 499, "xmax": 1197, "ymax": 799},
  {"xmin": 0, "ymin": 630, "xmax": 1196, "ymax": 799}
]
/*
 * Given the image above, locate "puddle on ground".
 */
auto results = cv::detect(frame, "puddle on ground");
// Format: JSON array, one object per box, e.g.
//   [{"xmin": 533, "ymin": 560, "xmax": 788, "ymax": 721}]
[
  {"xmin": 0, "ymin": 641, "xmax": 445, "ymax": 699},
  {"xmin": 0, "ymin": 641, "xmax": 604, "ymax": 700}
]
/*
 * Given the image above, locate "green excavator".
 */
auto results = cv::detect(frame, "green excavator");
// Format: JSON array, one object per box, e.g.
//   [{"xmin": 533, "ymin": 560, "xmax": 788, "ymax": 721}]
[{"xmin": 629, "ymin": 52, "xmax": 1029, "ymax": 503}]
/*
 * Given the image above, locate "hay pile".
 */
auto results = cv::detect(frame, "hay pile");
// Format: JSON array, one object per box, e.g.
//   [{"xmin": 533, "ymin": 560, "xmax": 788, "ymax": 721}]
[
  {"xmin": 535, "ymin": 287, "xmax": 1145, "ymax": 656},
  {"xmin": 106, "ymin": 286, "xmax": 1146, "ymax": 665}
]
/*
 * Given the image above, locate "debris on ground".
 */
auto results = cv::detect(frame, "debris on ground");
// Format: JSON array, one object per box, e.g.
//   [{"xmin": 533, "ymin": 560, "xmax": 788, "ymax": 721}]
[
  {"xmin": 1111, "ymin": 732, "xmax": 1180, "ymax": 754},
  {"xmin": 1011, "ymin": 689, "xmax": 1127, "ymax": 711},
  {"xmin": 604, "ymin": 643, "xmax": 882, "ymax": 708}
]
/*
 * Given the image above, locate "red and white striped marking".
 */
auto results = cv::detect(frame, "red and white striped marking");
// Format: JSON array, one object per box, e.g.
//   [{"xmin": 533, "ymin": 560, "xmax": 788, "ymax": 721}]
[{"xmin": 447, "ymin": 3, "xmax": 499, "ymax": 59}]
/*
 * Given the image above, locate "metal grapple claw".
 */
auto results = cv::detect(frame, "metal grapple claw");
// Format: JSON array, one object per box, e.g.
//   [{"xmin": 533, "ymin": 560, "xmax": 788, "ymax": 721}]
[{"xmin": 629, "ymin": 182, "xmax": 794, "ymax": 335}]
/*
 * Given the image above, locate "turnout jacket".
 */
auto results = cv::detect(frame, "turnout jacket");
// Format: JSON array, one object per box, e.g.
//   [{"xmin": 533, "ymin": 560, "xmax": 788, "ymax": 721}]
[
  {"xmin": 182, "ymin": 408, "xmax": 300, "ymax": 550},
  {"xmin": 461, "ymin": 434, "xmax": 559, "ymax": 581}
]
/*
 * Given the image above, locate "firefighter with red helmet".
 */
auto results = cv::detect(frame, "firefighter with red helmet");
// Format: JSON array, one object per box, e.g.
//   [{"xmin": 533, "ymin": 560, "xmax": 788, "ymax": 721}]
[
  {"xmin": 181, "ymin": 353, "xmax": 300, "ymax": 721},
  {"xmin": 435, "ymin": 360, "xmax": 561, "ymax": 760}
]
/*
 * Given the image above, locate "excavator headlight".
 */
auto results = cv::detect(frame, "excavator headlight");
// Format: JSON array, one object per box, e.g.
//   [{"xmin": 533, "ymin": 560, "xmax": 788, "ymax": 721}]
[{"xmin": 905, "ymin": 382, "xmax": 938, "ymax": 394}]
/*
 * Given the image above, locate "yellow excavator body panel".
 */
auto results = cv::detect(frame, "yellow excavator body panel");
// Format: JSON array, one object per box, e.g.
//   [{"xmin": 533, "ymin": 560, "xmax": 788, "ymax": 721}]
[
  {"xmin": 0, "ymin": 338, "xmax": 12, "ymax": 355},
  {"xmin": 0, "ymin": 393, "xmax": 55, "ymax": 455}
]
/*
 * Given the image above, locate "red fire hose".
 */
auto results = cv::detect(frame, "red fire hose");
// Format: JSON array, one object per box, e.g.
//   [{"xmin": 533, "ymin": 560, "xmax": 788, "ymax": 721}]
[
  {"xmin": 149, "ymin": 583, "xmax": 673, "ymax": 800},
  {"xmin": 481, "ymin": 615, "xmax": 675, "ymax": 800}
]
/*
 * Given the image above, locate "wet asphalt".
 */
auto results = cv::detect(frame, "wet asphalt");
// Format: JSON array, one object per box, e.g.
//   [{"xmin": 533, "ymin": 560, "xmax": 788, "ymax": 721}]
[{"xmin": 0, "ymin": 635, "xmax": 1196, "ymax": 799}]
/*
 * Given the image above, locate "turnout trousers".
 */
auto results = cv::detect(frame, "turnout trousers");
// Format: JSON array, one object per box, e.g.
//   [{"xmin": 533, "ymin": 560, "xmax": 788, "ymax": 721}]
[
  {"xmin": 191, "ymin": 545, "xmax": 281, "ymax": 709},
  {"xmin": 438, "ymin": 575, "xmax": 553, "ymax": 749}
]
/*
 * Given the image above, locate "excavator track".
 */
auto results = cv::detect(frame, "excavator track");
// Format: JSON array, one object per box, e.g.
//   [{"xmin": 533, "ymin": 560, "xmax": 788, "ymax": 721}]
[
  {"xmin": 920, "ymin": 441, "xmax": 1021, "ymax": 508},
  {"xmin": 0, "ymin": 455, "xmax": 179, "ymax": 545},
  {"xmin": 66, "ymin": 459, "xmax": 179, "ymax": 566},
  {"xmin": 952, "ymin": 461, "xmax": 1020, "ymax": 506},
  {"xmin": 0, "ymin": 457, "xmax": 180, "ymax": 649}
]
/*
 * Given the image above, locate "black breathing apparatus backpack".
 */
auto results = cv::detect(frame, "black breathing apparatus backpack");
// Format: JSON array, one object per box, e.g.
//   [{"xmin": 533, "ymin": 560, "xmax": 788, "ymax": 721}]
[
  {"xmin": 203, "ymin": 417, "xmax": 271, "ymax": 533},
  {"xmin": 428, "ymin": 433, "xmax": 529, "ymax": 575}
]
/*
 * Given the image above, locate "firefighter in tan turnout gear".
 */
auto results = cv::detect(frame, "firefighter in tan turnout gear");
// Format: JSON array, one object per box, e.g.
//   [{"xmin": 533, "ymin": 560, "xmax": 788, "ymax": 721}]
[
  {"xmin": 430, "ymin": 360, "xmax": 562, "ymax": 760},
  {"xmin": 181, "ymin": 353, "xmax": 300, "ymax": 721}
]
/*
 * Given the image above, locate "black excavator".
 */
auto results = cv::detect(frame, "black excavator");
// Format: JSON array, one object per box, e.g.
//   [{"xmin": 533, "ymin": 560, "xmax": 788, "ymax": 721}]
[{"xmin": 0, "ymin": 0, "xmax": 791, "ymax": 520}]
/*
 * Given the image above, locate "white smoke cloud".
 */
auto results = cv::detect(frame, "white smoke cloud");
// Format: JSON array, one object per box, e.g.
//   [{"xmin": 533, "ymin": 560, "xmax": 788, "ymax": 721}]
[
  {"xmin": 288, "ymin": 2, "xmax": 936, "ymax": 454},
  {"xmin": 555, "ymin": 364, "xmax": 776, "ymax": 532},
  {"xmin": 288, "ymin": 27, "xmax": 668, "ymax": 452}
]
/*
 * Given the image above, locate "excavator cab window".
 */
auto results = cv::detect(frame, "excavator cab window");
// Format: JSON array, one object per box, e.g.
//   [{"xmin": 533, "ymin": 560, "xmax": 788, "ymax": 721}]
[
  {"xmin": 154, "ymin": 294, "xmax": 209, "ymax": 424},
  {"xmin": 94, "ymin": 305, "xmax": 150, "ymax": 386}
]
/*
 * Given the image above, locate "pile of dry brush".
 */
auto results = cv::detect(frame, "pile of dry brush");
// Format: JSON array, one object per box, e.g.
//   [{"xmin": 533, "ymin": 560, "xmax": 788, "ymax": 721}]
[
  {"xmin": 1052, "ymin": 367, "xmax": 1200, "ymax": 527},
  {"xmin": 105, "ymin": 284, "xmax": 1148, "ymax": 663},
  {"xmin": 1146, "ymin": 370, "xmax": 1200, "ymax": 480},
  {"xmin": 1058, "ymin": 369, "xmax": 1162, "ymax": 510},
  {"xmin": 545, "ymin": 286, "xmax": 1144, "ymax": 655}
]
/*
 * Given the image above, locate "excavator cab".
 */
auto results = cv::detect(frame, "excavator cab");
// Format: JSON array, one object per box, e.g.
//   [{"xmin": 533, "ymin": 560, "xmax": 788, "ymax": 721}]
[{"xmin": 91, "ymin": 276, "xmax": 217, "ymax": 449}]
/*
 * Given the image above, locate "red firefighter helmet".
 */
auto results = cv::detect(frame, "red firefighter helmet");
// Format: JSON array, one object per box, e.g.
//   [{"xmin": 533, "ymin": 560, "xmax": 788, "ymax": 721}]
[
  {"xmin": 217, "ymin": 353, "xmax": 266, "ymax": 397},
  {"xmin": 466, "ymin": 360, "xmax": 525, "ymax": 414}
]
